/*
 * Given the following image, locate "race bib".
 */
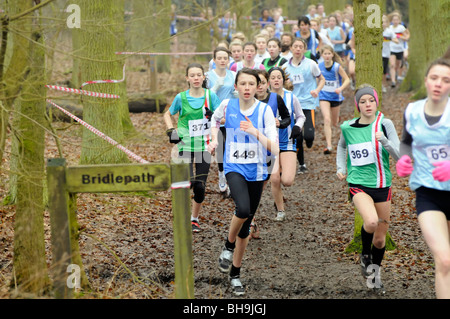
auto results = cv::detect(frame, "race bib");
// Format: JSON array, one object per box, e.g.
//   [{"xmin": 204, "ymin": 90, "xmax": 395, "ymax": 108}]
[
  {"xmin": 229, "ymin": 142, "xmax": 259, "ymax": 164},
  {"xmin": 348, "ymin": 142, "xmax": 375, "ymax": 166},
  {"xmin": 188, "ymin": 119, "xmax": 210, "ymax": 137},
  {"xmin": 425, "ymin": 145, "xmax": 450, "ymax": 164},
  {"xmin": 323, "ymin": 80, "xmax": 338, "ymax": 93},
  {"xmin": 291, "ymin": 73, "xmax": 304, "ymax": 85}
]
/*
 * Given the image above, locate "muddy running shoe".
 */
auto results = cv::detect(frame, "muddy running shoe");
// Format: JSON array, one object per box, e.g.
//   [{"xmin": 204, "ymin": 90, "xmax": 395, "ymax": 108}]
[
  {"xmin": 218, "ymin": 171, "xmax": 227, "ymax": 193},
  {"xmin": 218, "ymin": 247, "xmax": 234, "ymax": 274},
  {"xmin": 323, "ymin": 147, "xmax": 332, "ymax": 155},
  {"xmin": 275, "ymin": 210, "xmax": 286, "ymax": 222},
  {"xmin": 230, "ymin": 276, "xmax": 245, "ymax": 296},
  {"xmin": 360, "ymin": 254, "xmax": 372, "ymax": 278},
  {"xmin": 298, "ymin": 164, "xmax": 308, "ymax": 174},
  {"xmin": 191, "ymin": 220, "xmax": 201, "ymax": 233}
]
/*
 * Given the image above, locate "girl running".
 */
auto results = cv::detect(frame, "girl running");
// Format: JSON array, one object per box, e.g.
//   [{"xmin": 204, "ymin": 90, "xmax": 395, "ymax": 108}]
[
  {"xmin": 268, "ymin": 67, "xmax": 306, "ymax": 221},
  {"xmin": 207, "ymin": 47, "xmax": 237, "ymax": 196},
  {"xmin": 396, "ymin": 58, "xmax": 450, "ymax": 299},
  {"xmin": 336, "ymin": 84, "xmax": 400, "ymax": 294},
  {"xmin": 261, "ymin": 38, "xmax": 288, "ymax": 71},
  {"xmin": 230, "ymin": 42, "xmax": 266, "ymax": 72},
  {"xmin": 326, "ymin": 14, "xmax": 346, "ymax": 59},
  {"xmin": 282, "ymin": 38, "xmax": 325, "ymax": 174},
  {"xmin": 254, "ymin": 34, "xmax": 270, "ymax": 66},
  {"xmin": 164, "ymin": 63, "xmax": 221, "ymax": 232},
  {"xmin": 208, "ymin": 68, "xmax": 279, "ymax": 296},
  {"xmin": 318, "ymin": 45, "xmax": 350, "ymax": 154},
  {"xmin": 388, "ymin": 12, "xmax": 410, "ymax": 88}
]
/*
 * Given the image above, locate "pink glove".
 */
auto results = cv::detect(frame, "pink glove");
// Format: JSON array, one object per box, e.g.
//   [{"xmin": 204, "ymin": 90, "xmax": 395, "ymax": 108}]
[
  {"xmin": 396, "ymin": 155, "xmax": 414, "ymax": 177},
  {"xmin": 432, "ymin": 161, "xmax": 450, "ymax": 182}
]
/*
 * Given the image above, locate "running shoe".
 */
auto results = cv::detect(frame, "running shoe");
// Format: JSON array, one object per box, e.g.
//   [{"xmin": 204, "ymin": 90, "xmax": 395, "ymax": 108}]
[
  {"xmin": 250, "ymin": 223, "xmax": 261, "ymax": 239},
  {"xmin": 391, "ymin": 82, "xmax": 396, "ymax": 88},
  {"xmin": 298, "ymin": 164, "xmax": 308, "ymax": 174},
  {"xmin": 191, "ymin": 220, "xmax": 201, "ymax": 233},
  {"xmin": 218, "ymin": 246, "xmax": 234, "ymax": 274},
  {"xmin": 323, "ymin": 147, "xmax": 332, "ymax": 155},
  {"xmin": 275, "ymin": 210, "xmax": 286, "ymax": 222},
  {"xmin": 218, "ymin": 171, "xmax": 227, "ymax": 193},
  {"xmin": 360, "ymin": 253, "xmax": 372, "ymax": 278},
  {"xmin": 373, "ymin": 274, "xmax": 386, "ymax": 295},
  {"xmin": 230, "ymin": 275, "xmax": 245, "ymax": 296}
]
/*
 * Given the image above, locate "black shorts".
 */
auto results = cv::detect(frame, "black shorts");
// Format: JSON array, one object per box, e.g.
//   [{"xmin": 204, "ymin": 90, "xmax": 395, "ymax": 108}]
[
  {"xmin": 415, "ymin": 186, "xmax": 450, "ymax": 220},
  {"xmin": 348, "ymin": 184, "xmax": 392, "ymax": 203},
  {"xmin": 390, "ymin": 51, "xmax": 403, "ymax": 61},
  {"xmin": 320, "ymin": 100, "xmax": 343, "ymax": 108}
]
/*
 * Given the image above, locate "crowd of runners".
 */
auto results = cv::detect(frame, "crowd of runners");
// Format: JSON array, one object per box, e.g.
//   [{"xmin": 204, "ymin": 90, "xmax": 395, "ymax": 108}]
[{"xmin": 164, "ymin": 4, "xmax": 450, "ymax": 299}]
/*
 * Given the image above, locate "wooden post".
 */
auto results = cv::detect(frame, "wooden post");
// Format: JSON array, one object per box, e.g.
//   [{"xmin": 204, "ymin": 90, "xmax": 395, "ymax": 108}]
[
  {"xmin": 47, "ymin": 158, "xmax": 73, "ymax": 299},
  {"xmin": 170, "ymin": 162, "xmax": 194, "ymax": 299}
]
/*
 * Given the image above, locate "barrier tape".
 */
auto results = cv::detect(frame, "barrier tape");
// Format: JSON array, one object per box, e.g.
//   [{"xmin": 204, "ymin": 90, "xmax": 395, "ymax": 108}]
[
  {"xmin": 45, "ymin": 85, "xmax": 120, "ymax": 99},
  {"xmin": 81, "ymin": 64, "xmax": 126, "ymax": 88},
  {"xmin": 171, "ymin": 181, "xmax": 191, "ymax": 190},
  {"xmin": 115, "ymin": 51, "xmax": 212, "ymax": 56},
  {"xmin": 46, "ymin": 99, "xmax": 149, "ymax": 164}
]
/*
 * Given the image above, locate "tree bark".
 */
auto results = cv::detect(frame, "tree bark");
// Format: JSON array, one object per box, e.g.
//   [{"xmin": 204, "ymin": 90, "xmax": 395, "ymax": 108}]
[{"xmin": 78, "ymin": 0, "xmax": 129, "ymax": 165}]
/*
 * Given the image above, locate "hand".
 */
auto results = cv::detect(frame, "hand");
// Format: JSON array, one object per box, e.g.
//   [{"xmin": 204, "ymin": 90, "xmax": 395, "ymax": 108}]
[
  {"xmin": 240, "ymin": 116, "xmax": 257, "ymax": 136},
  {"xmin": 166, "ymin": 128, "xmax": 182, "ymax": 144},
  {"xmin": 204, "ymin": 107, "xmax": 213, "ymax": 121},
  {"xmin": 274, "ymin": 118, "xmax": 280, "ymax": 127},
  {"xmin": 432, "ymin": 161, "xmax": 450, "ymax": 182},
  {"xmin": 336, "ymin": 172, "xmax": 346, "ymax": 181},
  {"xmin": 310, "ymin": 89, "xmax": 319, "ymax": 98},
  {"xmin": 396, "ymin": 155, "xmax": 414, "ymax": 177},
  {"xmin": 216, "ymin": 77, "xmax": 225, "ymax": 87},
  {"xmin": 335, "ymin": 88, "xmax": 342, "ymax": 95},
  {"xmin": 207, "ymin": 140, "xmax": 218, "ymax": 155},
  {"xmin": 290, "ymin": 125, "xmax": 301, "ymax": 140}
]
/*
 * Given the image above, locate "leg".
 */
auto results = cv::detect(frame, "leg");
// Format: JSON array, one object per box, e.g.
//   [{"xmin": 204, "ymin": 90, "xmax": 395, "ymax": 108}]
[
  {"xmin": 191, "ymin": 151, "xmax": 211, "ymax": 219},
  {"xmin": 389, "ymin": 54, "xmax": 397, "ymax": 86},
  {"xmin": 418, "ymin": 211, "xmax": 450, "ymax": 299},
  {"xmin": 320, "ymin": 101, "xmax": 332, "ymax": 150},
  {"xmin": 270, "ymin": 155, "xmax": 283, "ymax": 211}
]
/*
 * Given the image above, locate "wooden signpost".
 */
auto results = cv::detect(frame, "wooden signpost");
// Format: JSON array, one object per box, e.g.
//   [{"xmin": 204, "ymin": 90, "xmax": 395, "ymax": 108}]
[{"xmin": 47, "ymin": 158, "xmax": 193, "ymax": 299}]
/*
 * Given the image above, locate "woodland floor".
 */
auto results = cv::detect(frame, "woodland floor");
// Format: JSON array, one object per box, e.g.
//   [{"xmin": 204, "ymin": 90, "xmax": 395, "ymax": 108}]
[{"xmin": 0, "ymin": 43, "xmax": 437, "ymax": 300}]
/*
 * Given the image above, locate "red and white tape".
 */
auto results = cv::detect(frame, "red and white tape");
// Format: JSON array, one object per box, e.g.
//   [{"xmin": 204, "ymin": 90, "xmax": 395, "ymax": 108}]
[
  {"xmin": 47, "ymin": 99, "xmax": 149, "ymax": 164},
  {"xmin": 115, "ymin": 51, "xmax": 212, "ymax": 56},
  {"xmin": 45, "ymin": 85, "xmax": 120, "ymax": 99},
  {"xmin": 81, "ymin": 64, "xmax": 126, "ymax": 88}
]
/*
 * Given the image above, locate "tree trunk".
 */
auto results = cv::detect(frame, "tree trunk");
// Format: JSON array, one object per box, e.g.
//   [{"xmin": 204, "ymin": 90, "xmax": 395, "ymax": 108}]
[
  {"xmin": 346, "ymin": 0, "xmax": 396, "ymax": 253},
  {"xmin": 323, "ymin": 0, "xmax": 347, "ymax": 14},
  {"xmin": 78, "ymin": 0, "xmax": 129, "ymax": 165},
  {"xmin": 12, "ymin": 6, "xmax": 50, "ymax": 295},
  {"xmin": 401, "ymin": 0, "xmax": 450, "ymax": 99}
]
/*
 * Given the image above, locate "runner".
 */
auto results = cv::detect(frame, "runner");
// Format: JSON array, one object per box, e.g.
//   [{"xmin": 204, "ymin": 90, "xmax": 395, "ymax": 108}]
[
  {"xmin": 280, "ymin": 32, "xmax": 294, "ymax": 61},
  {"xmin": 228, "ymin": 40, "xmax": 243, "ymax": 70},
  {"xmin": 295, "ymin": 16, "xmax": 322, "ymax": 61},
  {"xmin": 326, "ymin": 14, "xmax": 346, "ymax": 59},
  {"xmin": 268, "ymin": 66, "xmax": 306, "ymax": 221},
  {"xmin": 230, "ymin": 42, "xmax": 266, "ymax": 72},
  {"xmin": 254, "ymin": 69, "xmax": 291, "ymax": 225},
  {"xmin": 254, "ymin": 34, "xmax": 270, "ymax": 66},
  {"xmin": 396, "ymin": 58, "xmax": 450, "ymax": 299},
  {"xmin": 208, "ymin": 68, "xmax": 279, "ymax": 296},
  {"xmin": 282, "ymin": 38, "xmax": 325, "ymax": 174},
  {"xmin": 261, "ymin": 38, "xmax": 288, "ymax": 71},
  {"xmin": 336, "ymin": 84, "xmax": 400, "ymax": 294},
  {"xmin": 207, "ymin": 47, "xmax": 237, "ymax": 197},
  {"xmin": 163, "ymin": 63, "xmax": 221, "ymax": 233},
  {"xmin": 382, "ymin": 14, "xmax": 398, "ymax": 92},
  {"xmin": 388, "ymin": 11, "xmax": 410, "ymax": 88},
  {"xmin": 318, "ymin": 45, "xmax": 350, "ymax": 154}
]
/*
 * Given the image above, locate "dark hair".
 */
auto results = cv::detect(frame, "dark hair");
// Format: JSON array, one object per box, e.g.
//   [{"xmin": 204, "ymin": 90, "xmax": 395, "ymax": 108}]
[
  {"xmin": 298, "ymin": 15, "xmax": 310, "ymax": 26},
  {"xmin": 213, "ymin": 46, "xmax": 231, "ymax": 59},
  {"xmin": 267, "ymin": 37, "xmax": 282, "ymax": 48},
  {"xmin": 235, "ymin": 68, "xmax": 261, "ymax": 86},
  {"xmin": 425, "ymin": 58, "xmax": 450, "ymax": 77},
  {"xmin": 185, "ymin": 63, "xmax": 207, "ymax": 88},
  {"xmin": 268, "ymin": 67, "xmax": 286, "ymax": 82},
  {"xmin": 243, "ymin": 41, "xmax": 257, "ymax": 51},
  {"xmin": 255, "ymin": 69, "xmax": 269, "ymax": 81}
]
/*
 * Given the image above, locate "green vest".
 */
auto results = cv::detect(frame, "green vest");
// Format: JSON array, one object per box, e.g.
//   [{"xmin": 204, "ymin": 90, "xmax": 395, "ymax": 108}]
[
  {"xmin": 340, "ymin": 112, "xmax": 392, "ymax": 188},
  {"xmin": 177, "ymin": 89, "xmax": 211, "ymax": 153},
  {"xmin": 263, "ymin": 56, "xmax": 283, "ymax": 71}
]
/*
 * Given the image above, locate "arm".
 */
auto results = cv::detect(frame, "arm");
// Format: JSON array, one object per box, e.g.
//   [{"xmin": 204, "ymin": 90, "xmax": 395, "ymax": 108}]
[
  {"xmin": 292, "ymin": 95, "xmax": 305, "ymax": 129},
  {"xmin": 336, "ymin": 132, "xmax": 347, "ymax": 180},
  {"xmin": 311, "ymin": 73, "xmax": 325, "ymax": 97},
  {"xmin": 376, "ymin": 119, "xmax": 400, "ymax": 161},
  {"xmin": 277, "ymin": 95, "xmax": 291, "ymax": 129},
  {"xmin": 336, "ymin": 65, "xmax": 350, "ymax": 94}
]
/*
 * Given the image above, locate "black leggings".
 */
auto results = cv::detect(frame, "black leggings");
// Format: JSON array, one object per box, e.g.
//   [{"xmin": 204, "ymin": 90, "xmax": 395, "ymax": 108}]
[
  {"xmin": 217, "ymin": 126, "xmax": 226, "ymax": 172},
  {"xmin": 179, "ymin": 151, "xmax": 211, "ymax": 203},
  {"xmin": 296, "ymin": 109, "xmax": 315, "ymax": 165},
  {"xmin": 226, "ymin": 172, "xmax": 265, "ymax": 238}
]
